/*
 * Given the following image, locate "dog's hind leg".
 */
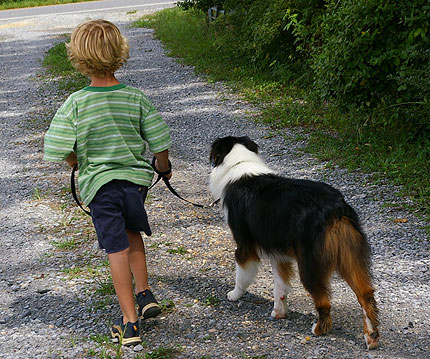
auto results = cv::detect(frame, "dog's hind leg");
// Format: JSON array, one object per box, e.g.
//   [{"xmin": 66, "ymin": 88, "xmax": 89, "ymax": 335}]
[
  {"xmin": 336, "ymin": 219, "xmax": 380, "ymax": 349},
  {"xmin": 297, "ymin": 252, "xmax": 334, "ymax": 335},
  {"xmin": 227, "ymin": 245, "xmax": 260, "ymax": 301},
  {"xmin": 270, "ymin": 258, "xmax": 294, "ymax": 319},
  {"xmin": 339, "ymin": 263, "xmax": 380, "ymax": 349}
]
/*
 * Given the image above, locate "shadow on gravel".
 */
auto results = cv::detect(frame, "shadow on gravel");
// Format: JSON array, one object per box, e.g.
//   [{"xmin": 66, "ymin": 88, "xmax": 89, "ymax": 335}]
[
  {"xmin": 150, "ymin": 272, "xmax": 371, "ymax": 343},
  {"xmin": 4, "ymin": 291, "xmax": 110, "ymax": 332}
]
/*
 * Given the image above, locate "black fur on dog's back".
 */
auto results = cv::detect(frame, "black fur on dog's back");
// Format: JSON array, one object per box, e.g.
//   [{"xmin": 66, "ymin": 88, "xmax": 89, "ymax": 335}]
[{"xmin": 223, "ymin": 174, "xmax": 372, "ymax": 289}]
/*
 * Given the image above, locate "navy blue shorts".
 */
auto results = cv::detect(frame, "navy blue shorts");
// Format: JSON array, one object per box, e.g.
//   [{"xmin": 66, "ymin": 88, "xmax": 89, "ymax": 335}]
[{"xmin": 89, "ymin": 180, "xmax": 152, "ymax": 254}]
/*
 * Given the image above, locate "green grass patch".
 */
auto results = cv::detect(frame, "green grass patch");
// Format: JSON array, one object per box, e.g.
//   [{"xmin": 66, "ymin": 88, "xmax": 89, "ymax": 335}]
[
  {"xmin": 42, "ymin": 41, "xmax": 89, "ymax": 92},
  {"xmin": 0, "ymin": 0, "xmax": 98, "ymax": 11},
  {"xmin": 167, "ymin": 246, "xmax": 187, "ymax": 255},
  {"xmin": 134, "ymin": 7, "xmax": 430, "ymax": 222},
  {"xmin": 141, "ymin": 346, "xmax": 181, "ymax": 359},
  {"xmin": 200, "ymin": 295, "xmax": 220, "ymax": 307},
  {"xmin": 94, "ymin": 278, "xmax": 116, "ymax": 296},
  {"xmin": 159, "ymin": 299, "xmax": 176, "ymax": 313},
  {"xmin": 51, "ymin": 237, "xmax": 77, "ymax": 250},
  {"xmin": 306, "ymin": 126, "xmax": 430, "ymax": 213}
]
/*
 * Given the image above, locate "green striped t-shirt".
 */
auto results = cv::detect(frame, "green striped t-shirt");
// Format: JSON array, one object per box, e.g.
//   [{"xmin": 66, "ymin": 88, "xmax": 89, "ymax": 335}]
[{"xmin": 43, "ymin": 84, "xmax": 171, "ymax": 205}]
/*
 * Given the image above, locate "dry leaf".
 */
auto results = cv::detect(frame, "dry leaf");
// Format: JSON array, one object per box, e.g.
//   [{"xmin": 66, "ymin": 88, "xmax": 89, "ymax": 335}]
[{"xmin": 394, "ymin": 218, "xmax": 408, "ymax": 223}]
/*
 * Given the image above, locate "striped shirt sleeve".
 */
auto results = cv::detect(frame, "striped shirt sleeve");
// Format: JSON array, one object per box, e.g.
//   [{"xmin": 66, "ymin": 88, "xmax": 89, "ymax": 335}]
[
  {"xmin": 141, "ymin": 102, "xmax": 171, "ymax": 153},
  {"xmin": 43, "ymin": 98, "xmax": 77, "ymax": 162}
]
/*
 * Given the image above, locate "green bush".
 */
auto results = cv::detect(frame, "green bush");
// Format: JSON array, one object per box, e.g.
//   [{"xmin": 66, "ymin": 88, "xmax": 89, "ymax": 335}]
[
  {"xmin": 312, "ymin": 0, "xmax": 430, "ymax": 131},
  {"xmin": 203, "ymin": 0, "xmax": 326, "ymax": 83},
  {"xmin": 177, "ymin": 0, "xmax": 225, "ymax": 11}
]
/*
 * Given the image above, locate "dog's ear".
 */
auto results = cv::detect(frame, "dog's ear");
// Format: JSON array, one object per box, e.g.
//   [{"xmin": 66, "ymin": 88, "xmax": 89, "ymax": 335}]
[
  {"xmin": 239, "ymin": 136, "xmax": 259, "ymax": 154},
  {"xmin": 210, "ymin": 137, "xmax": 228, "ymax": 167},
  {"xmin": 210, "ymin": 137, "xmax": 237, "ymax": 167}
]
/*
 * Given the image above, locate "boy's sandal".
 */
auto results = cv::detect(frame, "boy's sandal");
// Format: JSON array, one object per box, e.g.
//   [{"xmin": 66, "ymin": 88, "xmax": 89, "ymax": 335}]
[{"xmin": 137, "ymin": 289, "xmax": 162, "ymax": 319}]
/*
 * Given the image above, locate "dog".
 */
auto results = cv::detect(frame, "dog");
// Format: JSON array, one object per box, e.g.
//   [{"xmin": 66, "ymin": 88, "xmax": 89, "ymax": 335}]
[{"xmin": 209, "ymin": 136, "xmax": 380, "ymax": 350}]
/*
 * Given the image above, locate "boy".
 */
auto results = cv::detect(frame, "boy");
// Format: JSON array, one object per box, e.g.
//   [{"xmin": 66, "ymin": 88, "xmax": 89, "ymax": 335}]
[{"xmin": 43, "ymin": 19, "xmax": 172, "ymax": 345}]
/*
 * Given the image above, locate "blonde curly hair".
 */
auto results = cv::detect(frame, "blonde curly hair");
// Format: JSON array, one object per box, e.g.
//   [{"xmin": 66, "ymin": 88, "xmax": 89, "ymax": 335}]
[{"xmin": 66, "ymin": 19, "xmax": 129, "ymax": 78}]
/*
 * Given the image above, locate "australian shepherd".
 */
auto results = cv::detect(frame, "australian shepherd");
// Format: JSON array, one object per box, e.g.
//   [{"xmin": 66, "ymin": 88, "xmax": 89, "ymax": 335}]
[{"xmin": 209, "ymin": 136, "xmax": 380, "ymax": 350}]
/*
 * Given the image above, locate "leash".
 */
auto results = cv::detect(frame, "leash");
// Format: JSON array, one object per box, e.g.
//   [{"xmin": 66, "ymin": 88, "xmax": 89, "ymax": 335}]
[
  {"xmin": 149, "ymin": 157, "xmax": 205, "ymax": 208},
  {"xmin": 71, "ymin": 164, "xmax": 91, "ymax": 216},
  {"xmin": 71, "ymin": 158, "xmax": 213, "ymax": 215}
]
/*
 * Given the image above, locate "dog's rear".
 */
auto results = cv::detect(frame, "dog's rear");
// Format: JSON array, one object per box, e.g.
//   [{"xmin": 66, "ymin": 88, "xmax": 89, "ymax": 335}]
[
  {"xmin": 322, "ymin": 217, "xmax": 379, "ymax": 349},
  {"xmin": 209, "ymin": 136, "xmax": 380, "ymax": 350}
]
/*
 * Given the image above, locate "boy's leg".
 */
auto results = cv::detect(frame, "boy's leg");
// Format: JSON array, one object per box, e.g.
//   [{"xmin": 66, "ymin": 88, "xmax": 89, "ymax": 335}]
[
  {"xmin": 108, "ymin": 248, "xmax": 138, "ymax": 324},
  {"xmin": 127, "ymin": 230, "xmax": 150, "ymax": 294},
  {"xmin": 128, "ymin": 230, "xmax": 162, "ymax": 319}
]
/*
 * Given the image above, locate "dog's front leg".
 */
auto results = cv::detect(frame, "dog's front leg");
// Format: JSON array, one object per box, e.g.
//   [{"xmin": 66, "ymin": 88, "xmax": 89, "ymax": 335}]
[
  {"xmin": 270, "ymin": 259, "xmax": 293, "ymax": 319},
  {"xmin": 227, "ymin": 260, "xmax": 259, "ymax": 301}
]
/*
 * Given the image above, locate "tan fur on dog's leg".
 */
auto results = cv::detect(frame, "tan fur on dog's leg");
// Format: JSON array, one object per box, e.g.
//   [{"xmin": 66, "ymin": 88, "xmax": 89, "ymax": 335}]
[{"xmin": 334, "ymin": 218, "xmax": 380, "ymax": 349}]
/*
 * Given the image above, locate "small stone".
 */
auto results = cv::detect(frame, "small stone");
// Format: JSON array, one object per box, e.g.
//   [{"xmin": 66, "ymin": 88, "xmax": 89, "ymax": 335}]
[
  {"xmin": 133, "ymin": 344, "xmax": 144, "ymax": 352},
  {"xmin": 37, "ymin": 288, "xmax": 51, "ymax": 294}
]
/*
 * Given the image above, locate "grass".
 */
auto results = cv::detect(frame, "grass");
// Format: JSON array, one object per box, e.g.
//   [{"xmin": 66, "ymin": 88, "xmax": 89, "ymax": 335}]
[
  {"xmin": 94, "ymin": 277, "xmax": 116, "ymax": 296},
  {"xmin": 85, "ymin": 334, "xmax": 180, "ymax": 359},
  {"xmin": 51, "ymin": 237, "xmax": 77, "ymax": 250},
  {"xmin": 134, "ymin": 7, "xmax": 430, "ymax": 225},
  {"xmin": 42, "ymin": 40, "xmax": 89, "ymax": 92},
  {"xmin": 200, "ymin": 295, "xmax": 220, "ymax": 306},
  {"xmin": 32, "ymin": 186, "xmax": 47, "ymax": 200},
  {"xmin": 0, "ymin": 0, "xmax": 98, "ymax": 10},
  {"xmin": 142, "ymin": 346, "xmax": 181, "ymax": 359},
  {"xmin": 159, "ymin": 298, "xmax": 176, "ymax": 313},
  {"xmin": 167, "ymin": 246, "xmax": 187, "ymax": 255}
]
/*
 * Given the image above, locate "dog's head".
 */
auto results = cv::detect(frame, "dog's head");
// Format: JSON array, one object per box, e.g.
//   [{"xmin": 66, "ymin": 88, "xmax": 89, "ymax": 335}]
[{"xmin": 209, "ymin": 136, "xmax": 259, "ymax": 168}]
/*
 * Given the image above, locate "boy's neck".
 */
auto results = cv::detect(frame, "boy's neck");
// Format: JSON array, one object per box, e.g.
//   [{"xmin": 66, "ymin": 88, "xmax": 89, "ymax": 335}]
[{"xmin": 90, "ymin": 73, "xmax": 120, "ymax": 87}]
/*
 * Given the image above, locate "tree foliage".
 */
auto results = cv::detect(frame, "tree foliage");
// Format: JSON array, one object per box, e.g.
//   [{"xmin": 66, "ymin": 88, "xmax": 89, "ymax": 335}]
[
  {"xmin": 179, "ymin": 0, "xmax": 429, "ymax": 133},
  {"xmin": 312, "ymin": 0, "xmax": 430, "ymax": 131}
]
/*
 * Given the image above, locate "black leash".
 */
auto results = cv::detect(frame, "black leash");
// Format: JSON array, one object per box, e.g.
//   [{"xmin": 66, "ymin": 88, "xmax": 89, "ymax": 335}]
[
  {"xmin": 71, "ymin": 164, "xmax": 91, "ymax": 216},
  {"xmin": 150, "ymin": 157, "xmax": 205, "ymax": 208},
  {"xmin": 71, "ymin": 159, "xmax": 211, "ymax": 215}
]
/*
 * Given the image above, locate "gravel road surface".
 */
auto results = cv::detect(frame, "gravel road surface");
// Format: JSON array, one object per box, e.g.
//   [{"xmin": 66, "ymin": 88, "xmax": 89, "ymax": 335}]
[{"xmin": 0, "ymin": 6, "xmax": 429, "ymax": 359}]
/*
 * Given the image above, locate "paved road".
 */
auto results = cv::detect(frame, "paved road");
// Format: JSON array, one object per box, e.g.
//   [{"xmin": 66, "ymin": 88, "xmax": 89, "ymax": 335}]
[{"xmin": 0, "ymin": 0, "xmax": 176, "ymax": 21}]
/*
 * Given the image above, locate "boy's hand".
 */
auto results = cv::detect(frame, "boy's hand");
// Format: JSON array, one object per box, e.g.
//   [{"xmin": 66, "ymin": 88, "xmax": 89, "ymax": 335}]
[
  {"xmin": 155, "ymin": 161, "xmax": 172, "ymax": 180},
  {"xmin": 66, "ymin": 152, "xmax": 78, "ymax": 168},
  {"xmin": 154, "ymin": 150, "xmax": 172, "ymax": 180}
]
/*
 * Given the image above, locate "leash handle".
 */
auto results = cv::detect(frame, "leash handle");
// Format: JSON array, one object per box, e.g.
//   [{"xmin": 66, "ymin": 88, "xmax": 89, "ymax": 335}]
[
  {"xmin": 151, "ymin": 156, "xmax": 172, "ymax": 177},
  {"xmin": 149, "ymin": 156, "xmax": 171, "ymax": 190},
  {"xmin": 71, "ymin": 165, "xmax": 91, "ymax": 216}
]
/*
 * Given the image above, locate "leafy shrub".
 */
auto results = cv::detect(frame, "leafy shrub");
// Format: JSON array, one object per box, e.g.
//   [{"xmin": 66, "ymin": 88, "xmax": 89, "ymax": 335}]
[
  {"xmin": 177, "ymin": 1, "xmax": 430, "ymax": 134},
  {"xmin": 204, "ymin": 0, "xmax": 326, "ymax": 83},
  {"xmin": 312, "ymin": 0, "xmax": 430, "ymax": 131},
  {"xmin": 177, "ymin": 0, "xmax": 225, "ymax": 12}
]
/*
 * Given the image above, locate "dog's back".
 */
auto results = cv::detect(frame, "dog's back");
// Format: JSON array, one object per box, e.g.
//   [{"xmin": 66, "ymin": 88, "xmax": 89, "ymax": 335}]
[{"xmin": 223, "ymin": 174, "xmax": 363, "ymax": 252}]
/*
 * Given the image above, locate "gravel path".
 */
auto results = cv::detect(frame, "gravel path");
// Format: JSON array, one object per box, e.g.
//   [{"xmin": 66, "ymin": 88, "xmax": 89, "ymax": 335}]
[{"xmin": 0, "ymin": 7, "xmax": 429, "ymax": 359}]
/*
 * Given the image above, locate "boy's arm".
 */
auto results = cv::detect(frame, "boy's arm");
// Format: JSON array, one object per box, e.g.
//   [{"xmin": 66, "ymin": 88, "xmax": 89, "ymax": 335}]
[
  {"xmin": 66, "ymin": 152, "xmax": 78, "ymax": 168},
  {"xmin": 154, "ymin": 149, "xmax": 172, "ymax": 180}
]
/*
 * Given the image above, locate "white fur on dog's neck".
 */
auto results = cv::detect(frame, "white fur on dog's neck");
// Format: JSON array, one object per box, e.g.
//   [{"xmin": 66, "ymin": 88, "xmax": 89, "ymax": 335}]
[{"xmin": 209, "ymin": 143, "xmax": 274, "ymax": 201}]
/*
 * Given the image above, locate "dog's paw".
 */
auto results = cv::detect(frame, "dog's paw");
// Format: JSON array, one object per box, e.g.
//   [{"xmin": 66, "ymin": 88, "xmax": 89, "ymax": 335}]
[
  {"xmin": 311, "ymin": 317, "xmax": 332, "ymax": 336},
  {"xmin": 364, "ymin": 331, "xmax": 379, "ymax": 350},
  {"xmin": 271, "ymin": 309, "xmax": 287, "ymax": 319},
  {"xmin": 227, "ymin": 289, "xmax": 244, "ymax": 301},
  {"xmin": 271, "ymin": 296, "xmax": 288, "ymax": 319}
]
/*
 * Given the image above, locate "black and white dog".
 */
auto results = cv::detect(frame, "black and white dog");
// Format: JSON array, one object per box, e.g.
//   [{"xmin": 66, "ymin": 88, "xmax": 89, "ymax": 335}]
[{"xmin": 209, "ymin": 136, "xmax": 380, "ymax": 350}]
